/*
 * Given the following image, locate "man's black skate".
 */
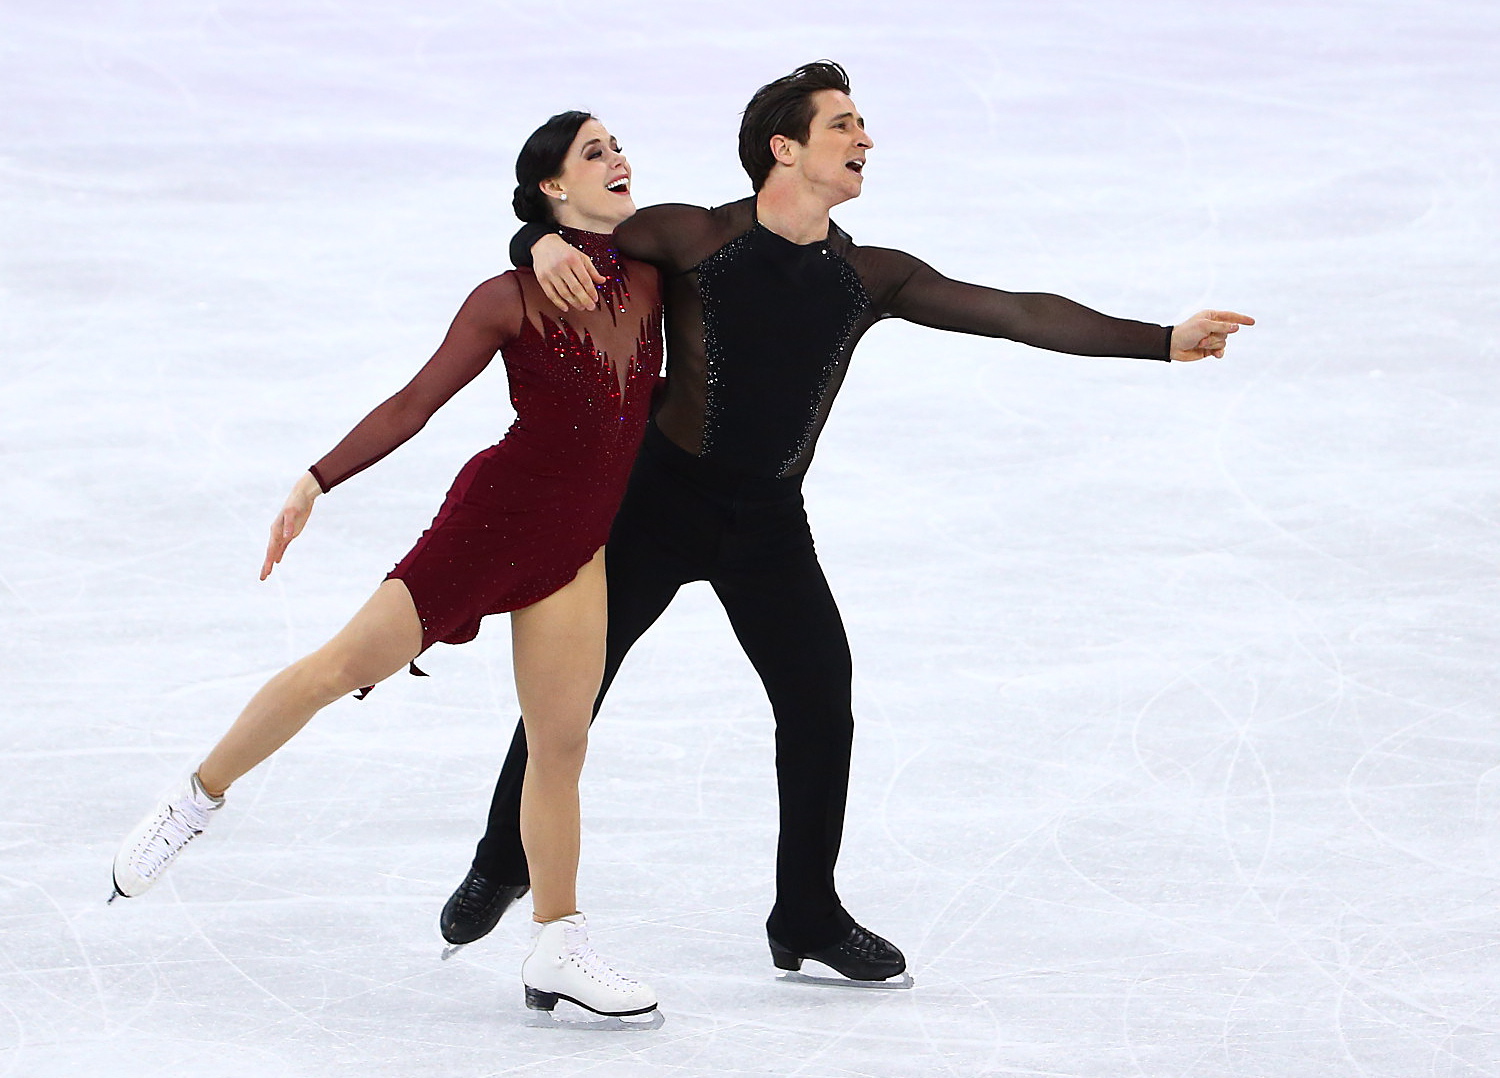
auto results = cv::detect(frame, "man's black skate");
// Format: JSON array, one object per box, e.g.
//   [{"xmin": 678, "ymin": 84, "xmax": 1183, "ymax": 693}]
[
  {"xmin": 439, "ymin": 869, "xmax": 528, "ymax": 959},
  {"xmin": 769, "ymin": 923, "xmax": 913, "ymax": 989}
]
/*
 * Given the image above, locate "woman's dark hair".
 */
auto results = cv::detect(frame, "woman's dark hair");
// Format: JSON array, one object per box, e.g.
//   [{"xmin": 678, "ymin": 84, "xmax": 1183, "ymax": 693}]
[
  {"xmin": 738, "ymin": 61, "xmax": 851, "ymax": 191},
  {"xmin": 513, "ymin": 110, "xmax": 594, "ymax": 224}
]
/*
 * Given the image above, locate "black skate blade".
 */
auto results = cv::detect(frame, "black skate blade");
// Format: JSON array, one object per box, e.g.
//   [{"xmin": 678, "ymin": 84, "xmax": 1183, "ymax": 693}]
[
  {"xmin": 440, "ymin": 943, "xmax": 465, "ymax": 961},
  {"xmin": 525, "ymin": 1006, "xmax": 664, "ymax": 1032},
  {"xmin": 777, "ymin": 967, "xmax": 914, "ymax": 991}
]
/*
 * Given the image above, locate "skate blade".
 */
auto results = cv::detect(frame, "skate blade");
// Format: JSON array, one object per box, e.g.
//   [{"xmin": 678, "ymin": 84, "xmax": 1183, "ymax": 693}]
[
  {"xmin": 525, "ymin": 1007, "xmax": 664, "ymax": 1032},
  {"xmin": 777, "ymin": 968, "xmax": 914, "ymax": 991},
  {"xmin": 440, "ymin": 943, "xmax": 465, "ymax": 961}
]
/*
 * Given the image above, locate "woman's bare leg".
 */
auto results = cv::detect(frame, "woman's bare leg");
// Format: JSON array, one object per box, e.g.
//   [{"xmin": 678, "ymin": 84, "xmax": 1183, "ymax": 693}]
[
  {"xmin": 196, "ymin": 579, "xmax": 423, "ymax": 796},
  {"xmin": 511, "ymin": 547, "xmax": 607, "ymax": 923}
]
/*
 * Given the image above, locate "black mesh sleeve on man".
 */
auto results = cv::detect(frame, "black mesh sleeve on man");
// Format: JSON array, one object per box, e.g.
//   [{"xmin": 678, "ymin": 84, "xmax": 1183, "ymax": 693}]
[
  {"xmin": 871, "ymin": 247, "xmax": 1172, "ymax": 360},
  {"xmin": 508, "ymin": 205, "xmax": 718, "ymax": 273}
]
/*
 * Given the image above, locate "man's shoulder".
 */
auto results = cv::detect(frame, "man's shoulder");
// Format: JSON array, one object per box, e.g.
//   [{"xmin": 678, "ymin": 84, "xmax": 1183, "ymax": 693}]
[
  {"xmin": 635, "ymin": 198, "xmax": 751, "ymax": 222},
  {"xmin": 627, "ymin": 197, "xmax": 755, "ymax": 267},
  {"xmin": 637, "ymin": 201, "xmax": 710, "ymax": 217},
  {"xmin": 832, "ymin": 227, "xmax": 924, "ymax": 275}
]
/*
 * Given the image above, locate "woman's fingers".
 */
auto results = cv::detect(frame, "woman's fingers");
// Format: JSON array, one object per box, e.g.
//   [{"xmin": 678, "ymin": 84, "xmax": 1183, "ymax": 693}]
[
  {"xmin": 261, "ymin": 521, "xmax": 285, "ymax": 580},
  {"xmin": 260, "ymin": 508, "xmax": 302, "ymax": 580}
]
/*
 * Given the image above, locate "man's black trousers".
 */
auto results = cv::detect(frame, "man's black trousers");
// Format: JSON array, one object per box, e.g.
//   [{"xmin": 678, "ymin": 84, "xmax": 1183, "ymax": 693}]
[{"xmin": 471, "ymin": 424, "xmax": 858, "ymax": 952}]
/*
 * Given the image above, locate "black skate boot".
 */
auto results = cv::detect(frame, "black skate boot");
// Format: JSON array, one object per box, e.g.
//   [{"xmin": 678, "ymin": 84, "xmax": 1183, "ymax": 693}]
[
  {"xmin": 769, "ymin": 922, "xmax": 912, "ymax": 989},
  {"xmin": 439, "ymin": 868, "xmax": 529, "ymax": 959}
]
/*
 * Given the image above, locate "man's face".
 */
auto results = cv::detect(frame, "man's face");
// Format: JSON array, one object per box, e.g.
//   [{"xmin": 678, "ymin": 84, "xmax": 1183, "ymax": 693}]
[{"xmin": 788, "ymin": 89, "xmax": 873, "ymax": 205}]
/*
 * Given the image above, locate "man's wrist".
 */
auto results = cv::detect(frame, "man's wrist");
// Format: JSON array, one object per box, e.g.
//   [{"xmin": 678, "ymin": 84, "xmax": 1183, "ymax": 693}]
[{"xmin": 509, "ymin": 221, "xmax": 562, "ymax": 268}]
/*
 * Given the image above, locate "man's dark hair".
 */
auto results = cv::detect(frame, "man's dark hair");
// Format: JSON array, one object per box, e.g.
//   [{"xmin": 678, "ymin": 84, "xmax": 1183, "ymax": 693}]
[
  {"xmin": 738, "ymin": 61, "xmax": 852, "ymax": 191},
  {"xmin": 512, "ymin": 110, "xmax": 594, "ymax": 224}
]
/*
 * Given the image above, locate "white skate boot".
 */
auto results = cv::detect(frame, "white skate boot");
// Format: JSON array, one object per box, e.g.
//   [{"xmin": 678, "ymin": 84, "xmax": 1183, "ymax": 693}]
[
  {"xmin": 520, "ymin": 913, "xmax": 662, "ymax": 1029},
  {"xmin": 110, "ymin": 772, "xmax": 224, "ymax": 901}
]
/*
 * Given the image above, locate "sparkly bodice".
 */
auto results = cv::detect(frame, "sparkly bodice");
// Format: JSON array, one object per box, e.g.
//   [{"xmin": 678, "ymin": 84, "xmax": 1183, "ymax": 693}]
[{"xmin": 499, "ymin": 229, "xmax": 662, "ymax": 466}]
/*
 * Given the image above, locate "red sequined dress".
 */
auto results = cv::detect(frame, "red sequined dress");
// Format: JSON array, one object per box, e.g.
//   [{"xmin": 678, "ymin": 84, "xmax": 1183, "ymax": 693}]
[{"xmin": 307, "ymin": 227, "xmax": 662, "ymax": 649}]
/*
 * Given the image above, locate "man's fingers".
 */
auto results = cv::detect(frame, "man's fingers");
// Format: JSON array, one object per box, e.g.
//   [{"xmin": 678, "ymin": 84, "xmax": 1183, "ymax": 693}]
[
  {"xmin": 566, "ymin": 252, "xmax": 603, "ymax": 305},
  {"xmin": 541, "ymin": 278, "xmax": 569, "ymax": 312},
  {"xmin": 571, "ymin": 252, "xmax": 607, "ymax": 288},
  {"xmin": 564, "ymin": 266, "xmax": 598, "ymax": 310},
  {"xmin": 1207, "ymin": 310, "xmax": 1255, "ymax": 327}
]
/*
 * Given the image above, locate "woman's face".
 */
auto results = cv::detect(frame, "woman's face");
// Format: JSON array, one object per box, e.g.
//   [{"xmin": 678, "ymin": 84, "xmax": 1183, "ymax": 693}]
[{"xmin": 543, "ymin": 118, "xmax": 635, "ymax": 231}]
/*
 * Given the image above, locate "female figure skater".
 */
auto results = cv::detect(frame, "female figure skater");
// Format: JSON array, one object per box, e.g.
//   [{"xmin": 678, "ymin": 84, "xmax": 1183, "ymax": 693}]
[{"xmin": 110, "ymin": 111, "xmax": 663, "ymax": 1022}]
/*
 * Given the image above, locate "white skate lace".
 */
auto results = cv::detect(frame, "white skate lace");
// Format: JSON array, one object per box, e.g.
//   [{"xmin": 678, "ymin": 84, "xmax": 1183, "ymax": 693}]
[
  {"xmin": 134, "ymin": 797, "xmax": 211, "ymax": 877},
  {"xmin": 562, "ymin": 924, "xmax": 640, "ymax": 990}
]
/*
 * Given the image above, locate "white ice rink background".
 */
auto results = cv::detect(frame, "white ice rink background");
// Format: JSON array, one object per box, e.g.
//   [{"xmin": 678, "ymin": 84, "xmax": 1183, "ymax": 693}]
[{"xmin": 3, "ymin": 2, "xmax": 1499, "ymax": 1075}]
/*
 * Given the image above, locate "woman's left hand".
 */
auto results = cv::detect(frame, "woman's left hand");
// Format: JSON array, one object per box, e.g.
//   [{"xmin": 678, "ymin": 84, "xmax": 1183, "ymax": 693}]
[{"xmin": 1170, "ymin": 310, "xmax": 1256, "ymax": 361}]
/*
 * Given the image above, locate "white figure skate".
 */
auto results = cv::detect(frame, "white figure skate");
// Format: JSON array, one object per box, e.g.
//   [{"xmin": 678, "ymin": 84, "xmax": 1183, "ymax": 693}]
[
  {"xmin": 521, "ymin": 913, "xmax": 662, "ymax": 1030},
  {"xmin": 109, "ymin": 772, "xmax": 224, "ymax": 901}
]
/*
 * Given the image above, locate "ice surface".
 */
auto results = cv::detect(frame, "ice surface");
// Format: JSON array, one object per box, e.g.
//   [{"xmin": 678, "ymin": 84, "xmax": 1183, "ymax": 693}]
[{"xmin": 3, "ymin": 1, "xmax": 1499, "ymax": 1075}]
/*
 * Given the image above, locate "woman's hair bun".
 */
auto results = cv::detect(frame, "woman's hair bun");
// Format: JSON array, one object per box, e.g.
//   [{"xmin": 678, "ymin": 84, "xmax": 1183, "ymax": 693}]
[{"xmin": 513, "ymin": 110, "xmax": 593, "ymax": 224}]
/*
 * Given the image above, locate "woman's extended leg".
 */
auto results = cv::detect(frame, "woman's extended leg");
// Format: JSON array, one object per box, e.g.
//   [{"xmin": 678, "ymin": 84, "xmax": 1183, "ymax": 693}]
[
  {"xmin": 112, "ymin": 579, "xmax": 423, "ymax": 899},
  {"xmin": 198, "ymin": 578, "xmax": 424, "ymax": 795},
  {"xmin": 509, "ymin": 548, "xmax": 608, "ymax": 922}
]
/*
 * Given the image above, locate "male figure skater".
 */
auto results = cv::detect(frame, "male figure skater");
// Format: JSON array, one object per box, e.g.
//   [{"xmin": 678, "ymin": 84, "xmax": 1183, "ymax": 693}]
[{"xmin": 441, "ymin": 61, "xmax": 1252, "ymax": 984}]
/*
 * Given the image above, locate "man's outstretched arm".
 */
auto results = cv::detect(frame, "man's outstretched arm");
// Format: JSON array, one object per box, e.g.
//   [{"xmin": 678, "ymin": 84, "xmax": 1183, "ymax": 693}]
[{"xmin": 876, "ymin": 248, "xmax": 1252, "ymax": 362}]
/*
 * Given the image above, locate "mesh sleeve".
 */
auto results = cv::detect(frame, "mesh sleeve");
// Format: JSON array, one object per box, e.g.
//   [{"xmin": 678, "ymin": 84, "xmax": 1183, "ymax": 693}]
[
  {"xmin": 308, "ymin": 274, "xmax": 525, "ymax": 491},
  {"xmin": 870, "ymin": 247, "xmax": 1171, "ymax": 360},
  {"xmin": 508, "ymin": 204, "xmax": 721, "ymax": 274}
]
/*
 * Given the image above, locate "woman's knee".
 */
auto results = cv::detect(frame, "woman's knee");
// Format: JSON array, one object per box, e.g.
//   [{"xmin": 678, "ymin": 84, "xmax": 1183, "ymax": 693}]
[
  {"xmin": 292, "ymin": 649, "xmax": 378, "ymax": 703},
  {"xmin": 524, "ymin": 719, "xmax": 590, "ymax": 769}
]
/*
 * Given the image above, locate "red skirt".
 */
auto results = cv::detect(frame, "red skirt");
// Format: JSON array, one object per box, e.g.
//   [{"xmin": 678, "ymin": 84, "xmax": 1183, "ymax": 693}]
[{"xmin": 388, "ymin": 436, "xmax": 626, "ymax": 650}]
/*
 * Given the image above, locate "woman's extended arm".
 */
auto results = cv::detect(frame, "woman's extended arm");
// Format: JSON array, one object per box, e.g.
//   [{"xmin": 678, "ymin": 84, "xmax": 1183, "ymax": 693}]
[{"xmin": 260, "ymin": 274, "xmax": 524, "ymax": 579}]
